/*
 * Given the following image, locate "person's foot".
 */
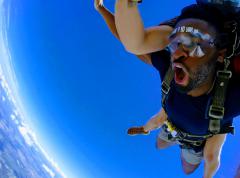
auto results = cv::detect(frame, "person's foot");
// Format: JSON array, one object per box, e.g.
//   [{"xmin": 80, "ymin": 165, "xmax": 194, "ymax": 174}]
[{"xmin": 181, "ymin": 150, "xmax": 201, "ymax": 175}]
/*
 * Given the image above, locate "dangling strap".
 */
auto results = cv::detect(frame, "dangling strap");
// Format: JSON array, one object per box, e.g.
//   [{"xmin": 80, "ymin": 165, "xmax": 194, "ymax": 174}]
[
  {"xmin": 208, "ymin": 59, "xmax": 233, "ymax": 134},
  {"xmin": 161, "ymin": 66, "xmax": 174, "ymax": 109}
]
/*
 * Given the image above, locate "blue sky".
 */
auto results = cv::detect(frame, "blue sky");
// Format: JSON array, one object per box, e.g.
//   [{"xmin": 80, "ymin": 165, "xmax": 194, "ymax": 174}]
[{"xmin": 6, "ymin": 0, "xmax": 240, "ymax": 178}]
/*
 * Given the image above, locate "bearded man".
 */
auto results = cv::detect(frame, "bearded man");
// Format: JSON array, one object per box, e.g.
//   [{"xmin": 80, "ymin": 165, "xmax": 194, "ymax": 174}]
[{"xmin": 96, "ymin": 1, "xmax": 240, "ymax": 177}]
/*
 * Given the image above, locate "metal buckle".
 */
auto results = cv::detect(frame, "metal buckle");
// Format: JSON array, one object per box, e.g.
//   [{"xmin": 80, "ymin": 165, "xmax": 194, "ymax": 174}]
[
  {"xmin": 176, "ymin": 131, "xmax": 187, "ymax": 140},
  {"xmin": 161, "ymin": 81, "xmax": 170, "ymax": 95},
  {"xmin": 217, "ymin": 70, "xmax": 232, "ymax": 79},
  {"xmin": 193, "ymin": 141, "xmax": 203, "ymax": 146},
  {"xmin": 209, "ymin": 105, "xmax": 225, "ymax": 119}
]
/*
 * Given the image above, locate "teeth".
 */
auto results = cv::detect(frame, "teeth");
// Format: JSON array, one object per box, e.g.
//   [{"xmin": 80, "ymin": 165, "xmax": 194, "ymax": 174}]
[
  {"xmin": 173, "ymin": 63, "xmax": 188, "ymax": 74},
  {"xmin": 175, "ymin": 64, "xmax": 182, "ymax": 68}
]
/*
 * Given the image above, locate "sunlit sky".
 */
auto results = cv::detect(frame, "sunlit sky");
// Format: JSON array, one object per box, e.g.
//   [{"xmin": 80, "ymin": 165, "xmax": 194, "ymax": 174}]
[{"xmin": 4, "ymin": 0, "xmax": 240, "ymax": 177}]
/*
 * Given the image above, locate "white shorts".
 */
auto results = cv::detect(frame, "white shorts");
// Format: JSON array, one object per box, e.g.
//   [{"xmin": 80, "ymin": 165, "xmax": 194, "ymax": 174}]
[{"xmin": 158, "ymin": 127, "xmax": 203, "ymax": 165}]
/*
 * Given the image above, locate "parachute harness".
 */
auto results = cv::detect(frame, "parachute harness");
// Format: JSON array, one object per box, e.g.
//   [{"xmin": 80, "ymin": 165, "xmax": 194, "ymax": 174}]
[
  {"xmin": 208, "ymin": 20, "xmax": 239, "ymax": 133},
  {"xmin": 160, "ymin": 25, "xmax": 239, "ymax": 145},
  {"xmin": 163, "ymin": 120, "xmax": 212, "ymax": 147},
  {"xmin": 161, "ymin": 62, "xmax": 234, "ymax": 146},
  {"xmin": 161, "ymin": 66, "xmax": 212, "ymax": 147}
]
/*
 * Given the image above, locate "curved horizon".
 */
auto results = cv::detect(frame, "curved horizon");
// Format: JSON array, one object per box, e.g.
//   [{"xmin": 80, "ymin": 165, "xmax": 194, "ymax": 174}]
[{"xmin": 1, "ymin": 0, "xmax": 240, "ymax": 177}]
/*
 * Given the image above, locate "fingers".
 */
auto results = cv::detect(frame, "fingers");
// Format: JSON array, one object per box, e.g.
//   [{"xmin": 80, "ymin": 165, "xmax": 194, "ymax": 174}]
[
  {"xmin": 127, "ymin": 126, "xmax": 149, "ymax": 136},
  {"xmin": 99, "ymin": 0, "xmax": 103, "ymax": 6},
  {"xmin": 94, "ymin": 0, "xmax": 103, "ymax": 10}
]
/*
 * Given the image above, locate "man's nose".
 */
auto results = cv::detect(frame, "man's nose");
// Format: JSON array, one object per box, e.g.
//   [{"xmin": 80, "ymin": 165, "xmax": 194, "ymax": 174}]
[{"xmin": 171, "ymin": 48, "xmax": 188, "ymax": 62}]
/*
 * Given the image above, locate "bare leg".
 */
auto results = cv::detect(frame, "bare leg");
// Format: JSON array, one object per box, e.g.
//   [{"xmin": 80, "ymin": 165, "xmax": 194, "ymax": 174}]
[
  {"xmin": 156, "ymin": 137, "xmax": 176, "ymax": 149},
  {"xmin": 203, "ymin": 134, "xmax": 226, "ymax": 178},
  {"xmin": 180, "ymin": 150, "xmax": 201, "ymax": 174}
]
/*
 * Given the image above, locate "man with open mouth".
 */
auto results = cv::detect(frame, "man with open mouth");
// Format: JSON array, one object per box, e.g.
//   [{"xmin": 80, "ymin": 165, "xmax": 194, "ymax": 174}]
[
  {"xmin": 96, "ymin": 0, "xmax": 240, "ymax": 177},
  {"xmin": 115, "ymin": 1, "xmax": 240, "ymax": 177}
]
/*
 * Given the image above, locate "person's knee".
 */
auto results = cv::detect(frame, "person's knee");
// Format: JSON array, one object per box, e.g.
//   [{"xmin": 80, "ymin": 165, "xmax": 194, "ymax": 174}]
[
  {"xmin": 204, "ymin": 152, "xmax": 219, "ymax": 164},
  {"xmin": 182, "ymin": 166, "xmax": 199, "ymax": 175},
  {"xmin": 181, "ymin": 149, "xmax": 201, "ymax": 175},
  {"xmin": 156, "ymin": 138, "xmax": 171, "ymax": 149},
  {"xmin": 204, "ymin": 153, "xmax": 215, "ymax": 162},
  {"xmin": 181, "ymin": 157, "xmax": 200, "ymax": 175}
]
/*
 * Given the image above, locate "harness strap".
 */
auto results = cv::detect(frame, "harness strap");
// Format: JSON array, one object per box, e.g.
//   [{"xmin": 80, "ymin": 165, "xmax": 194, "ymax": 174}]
[
  {"xmin": 161, "ymin": 66, "xmax": 174, "ymax": 109},
  {"xmin": 163, "ymin": 120, "xmax": 213, "ymax": 147},
  {"xmin": 208, "ymin": 60, "xmax": 233, "ymax": 134},
  {"xmin": 161, "ymin": 59, "xmax": 234, "ymax": 139}
]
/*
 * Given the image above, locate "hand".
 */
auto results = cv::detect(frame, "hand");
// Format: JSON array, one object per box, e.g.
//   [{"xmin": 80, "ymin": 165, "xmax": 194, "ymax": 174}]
[
  {"xmin": 127, "ymin": 126, "xmax": 149, "ymax": 136},
  {"xmin": 94, "ymin": 0, "xmax": 104, "ymax": 11}
]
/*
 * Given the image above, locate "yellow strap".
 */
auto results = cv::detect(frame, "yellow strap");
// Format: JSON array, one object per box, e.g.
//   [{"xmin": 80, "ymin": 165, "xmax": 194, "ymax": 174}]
[{"xmin": 164, "ymin": 121, "xmax": 176, "ymax": 132}]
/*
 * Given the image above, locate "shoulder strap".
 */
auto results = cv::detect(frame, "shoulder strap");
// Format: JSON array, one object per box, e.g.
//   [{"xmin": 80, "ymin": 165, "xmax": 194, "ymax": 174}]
[
  {"xmin": 208, "ymin": 59, "xmax": 234, "ymax": 134},
  {"xmin": 161, "ymin": 66, "xmax": 174, "ymax": 109}
]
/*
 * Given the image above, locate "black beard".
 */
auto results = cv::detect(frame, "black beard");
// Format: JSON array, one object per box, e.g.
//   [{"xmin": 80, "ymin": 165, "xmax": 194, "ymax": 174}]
[{"xmin": 174, "ymin": 80, "xmax": 195, "ymax": 94}]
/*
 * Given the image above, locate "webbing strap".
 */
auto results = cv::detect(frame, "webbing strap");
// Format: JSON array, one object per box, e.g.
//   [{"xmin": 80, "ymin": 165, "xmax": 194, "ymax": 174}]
[
  {"xmin": 208, "ymin": 69, "xmax": 232, "ymax": 133},
  {"xmin": 161, "ymin": 66, "xmax": 174, "ymax": 108},
  {"xmin": 164, "ymin": 120, "xmax": 212, "ymax": 139},
  {"xmin": 163, "ymin": 123, "xmax": 211, "ymax": 147}
]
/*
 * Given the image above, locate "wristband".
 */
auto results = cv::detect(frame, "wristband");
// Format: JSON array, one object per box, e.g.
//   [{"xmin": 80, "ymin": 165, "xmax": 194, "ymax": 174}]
[
  {"xmin": 128, "ymin": 0, "xmax": 142, "ymax": 7},
  {"xmin": 130, "ymin": 0, "xmax": 142, "ymax": 3}
]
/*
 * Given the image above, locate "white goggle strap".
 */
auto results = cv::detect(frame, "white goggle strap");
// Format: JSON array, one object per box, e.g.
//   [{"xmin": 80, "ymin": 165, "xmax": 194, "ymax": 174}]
[{"xmin": 171, "ymin": 26, "xmax": 213, "ymax": 41}]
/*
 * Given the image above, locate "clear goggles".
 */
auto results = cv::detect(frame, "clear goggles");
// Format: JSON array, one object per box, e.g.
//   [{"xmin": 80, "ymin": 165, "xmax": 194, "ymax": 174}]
[{"xmin": 167, "ymin": 30, "xmax": 216, "ymax": 58}]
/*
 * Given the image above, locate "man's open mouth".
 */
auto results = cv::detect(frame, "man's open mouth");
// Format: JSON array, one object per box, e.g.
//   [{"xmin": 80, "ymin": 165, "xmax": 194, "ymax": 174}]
[{"xmin": 173, "ymin": 63, "xmax": 189, "ymax": 85}]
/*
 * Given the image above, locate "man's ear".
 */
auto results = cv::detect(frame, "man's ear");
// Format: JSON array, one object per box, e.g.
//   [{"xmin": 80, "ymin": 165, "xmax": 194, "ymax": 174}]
[{"xmin": 217, "ymin": 49, "xmax": 227, "ymax": 63}]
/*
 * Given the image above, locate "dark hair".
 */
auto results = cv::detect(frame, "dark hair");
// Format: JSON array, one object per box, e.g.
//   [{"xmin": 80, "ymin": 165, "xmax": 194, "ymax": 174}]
[
  {"xmin": 176, "ymin": 4, "xmax": 225, "ymax": 33},
  {"xmin": 176, "ymin": 3, "xmax": 240, "ymax": 57}
]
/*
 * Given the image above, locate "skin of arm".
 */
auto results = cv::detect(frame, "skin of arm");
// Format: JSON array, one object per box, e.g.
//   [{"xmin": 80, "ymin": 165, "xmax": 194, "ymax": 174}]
[
  {"xmin": 203, "ymin": 134, "xmax": 227, "ymax": 178},
  {"xmin": 95, "ymin": 0, "xmax": 153, "ymax": 64},
  {"xmin": 95, "ymin": 0, "xmax": 119, "ymax": 39},
  {"xmin": 143, "ymin": 108, "xmax": 168, "ymax": 132},
  {"xmin": 115, "ymin": 0, "xmax": 173, "ymax": 55}
]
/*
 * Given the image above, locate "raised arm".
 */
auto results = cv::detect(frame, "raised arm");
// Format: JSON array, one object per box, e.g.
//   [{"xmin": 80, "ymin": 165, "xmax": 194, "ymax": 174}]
[
  {"xmin": 115, "ymin": 0, "xmax": 173, "ymax": 55},
  {"xmin": 95, "ymin": 0, "xmax": 119, "ymax": 39},
  {"xmin": 95, "ymin": 0, "xmax": 153, "ymax": 64}
]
